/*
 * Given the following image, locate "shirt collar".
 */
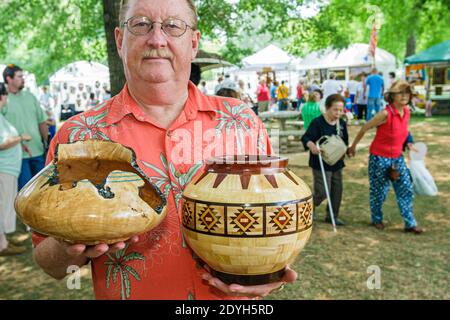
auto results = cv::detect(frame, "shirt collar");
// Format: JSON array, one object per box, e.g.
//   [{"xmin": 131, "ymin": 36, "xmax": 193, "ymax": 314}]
[
  {"xmin": 106, "ymin": 81, "xmax": 217, "ymax": 127},
  {"xmin": 389, "ymin": 104, "xmax": 409, "ymax": 116}
]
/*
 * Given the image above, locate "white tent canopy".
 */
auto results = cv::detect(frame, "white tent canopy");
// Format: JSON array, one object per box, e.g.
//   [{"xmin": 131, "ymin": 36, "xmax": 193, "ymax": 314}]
[
  {"xmin": 49, "ymin": 61, "xmax": 110, "ymax": 89},
  {"xmin": 298, "ymin": 43, "xmax": 397, "ymax": 71},
  {"xmin": 241, "ymin": 44, "xmax": 299, "ymax": 71}
]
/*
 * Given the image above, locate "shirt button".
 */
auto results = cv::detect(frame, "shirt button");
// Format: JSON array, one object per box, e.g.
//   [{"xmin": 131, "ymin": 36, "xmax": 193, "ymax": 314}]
[{"xmin": 167, "ymin": 130, "xmax": 173, "ymax": 137}]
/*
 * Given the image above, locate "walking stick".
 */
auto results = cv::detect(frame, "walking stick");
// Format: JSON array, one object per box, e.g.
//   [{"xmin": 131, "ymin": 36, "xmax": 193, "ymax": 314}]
[{"xmin": 317, "ymin": 143, "xmax": 337, "ymax": 233}]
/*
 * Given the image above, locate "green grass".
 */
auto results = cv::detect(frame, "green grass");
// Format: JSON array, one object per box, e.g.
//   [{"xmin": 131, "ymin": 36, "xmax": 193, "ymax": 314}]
[
  {"xmin": 269, "ymin": 115, "xmax": 450, "ymax": 300},
  {"xmin": 1, "ymin": 116, "xmax": 449, "ymax": 300}
]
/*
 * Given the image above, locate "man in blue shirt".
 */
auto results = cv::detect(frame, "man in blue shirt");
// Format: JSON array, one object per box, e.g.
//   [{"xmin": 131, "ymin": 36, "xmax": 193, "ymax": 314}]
[
  {"xmin": 364, "ymin": 68, "xmax": 384, "ymax": 121},
  {"xmin": 270, "ymin": 81, "xmax": 278, "ymax": 106}
]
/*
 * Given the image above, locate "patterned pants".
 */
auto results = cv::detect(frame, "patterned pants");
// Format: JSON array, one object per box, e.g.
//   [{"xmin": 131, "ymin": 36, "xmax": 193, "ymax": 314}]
[{"xmin": 368, "ymin": 155, "xmax": 417, "ymax": 228}]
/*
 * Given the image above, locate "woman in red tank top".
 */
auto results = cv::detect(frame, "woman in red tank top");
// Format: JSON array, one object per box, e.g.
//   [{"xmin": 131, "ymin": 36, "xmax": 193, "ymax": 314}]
[{"xmin": 348, "ymin": 81, "xmax": 423, "ymax": 234}]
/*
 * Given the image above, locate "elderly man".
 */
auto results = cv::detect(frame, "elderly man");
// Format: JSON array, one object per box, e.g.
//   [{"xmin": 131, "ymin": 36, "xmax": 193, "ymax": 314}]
[{"xmin": 33, "ymin": 0, "xmax": 296, "ymax": 300}]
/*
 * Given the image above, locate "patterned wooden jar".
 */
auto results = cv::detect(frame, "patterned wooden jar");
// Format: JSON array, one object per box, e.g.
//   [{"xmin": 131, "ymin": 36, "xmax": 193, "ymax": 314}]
[
  {"xmin": 15, "ymin": 140, "xmax": 167, "ymax": 245},
  {"xmin": 182, "ymin": 155, "xmax": 313, "ymax": 285}
]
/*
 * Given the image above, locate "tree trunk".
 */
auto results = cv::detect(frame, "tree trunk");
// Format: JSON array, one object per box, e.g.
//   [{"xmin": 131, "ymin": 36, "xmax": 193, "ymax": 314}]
[
  {"xmin": 103, "ymin": 0, "xmax": 125, "ymax": 96},
  {"xmin": 405, "ymin": 33, "xmax": 416, "ymax": 58}
]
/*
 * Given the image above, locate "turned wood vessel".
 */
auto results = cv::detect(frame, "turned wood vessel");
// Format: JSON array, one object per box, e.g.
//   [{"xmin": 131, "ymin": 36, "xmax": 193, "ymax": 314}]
[
  {"xmin": 15, "ymin": 140, "xmax": 167, "ymax": 245},
  {"xmin": 181, "ymin": 155, "xmax": 313, "ymax": 285}
]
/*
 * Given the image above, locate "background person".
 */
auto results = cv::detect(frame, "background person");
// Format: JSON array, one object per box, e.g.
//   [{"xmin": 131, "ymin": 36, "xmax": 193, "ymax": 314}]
[
  {"xmin": 348, "ymin": 81, "xmax": 423, "ymax": 234},
  {"xmin": 2, "ymin": 64, "xmax": 48, "ymax": 190},
  {"xmin": 301, "ymin": 94, "xmax": 349, "ymax": 226},
  {"xmin": 0, "ymin": 82, "xmax": 32, "ymax": 256},
  {"xmin": 364, "ymin": 68, "xmax": 385, "ymax": 121}
]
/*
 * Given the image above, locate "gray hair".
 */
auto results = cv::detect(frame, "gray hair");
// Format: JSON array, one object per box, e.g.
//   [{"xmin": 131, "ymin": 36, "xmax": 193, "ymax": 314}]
[{"xmin": 119, "ymin": 0, "xmax": 198, "ymax": 29}]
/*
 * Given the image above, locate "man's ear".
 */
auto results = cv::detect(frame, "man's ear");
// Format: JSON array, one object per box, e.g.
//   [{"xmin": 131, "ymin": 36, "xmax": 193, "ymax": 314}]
[
  {"xmin": 191, "ymin": 30, "xmax": 201, "ymax": 61},
  {"xmin": 115, "ymin": 27, "xmax": 124, "ymax": 59}
]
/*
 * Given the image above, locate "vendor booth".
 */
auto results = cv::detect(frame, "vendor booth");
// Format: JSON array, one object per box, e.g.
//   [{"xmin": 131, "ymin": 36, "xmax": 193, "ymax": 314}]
[
  {"xmin": 231, "ymin": 45, "xmax": 301, "ymax": 100},
  {"xmin": 297, "ymin": 43, "xmax": 397, "ymax": 86},
  {"xmin": 405, "ymin": 40, "xmax": 450, "ymax": 114}
]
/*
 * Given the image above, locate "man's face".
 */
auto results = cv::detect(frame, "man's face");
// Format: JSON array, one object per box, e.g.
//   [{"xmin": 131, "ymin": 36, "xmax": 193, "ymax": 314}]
[
  {"xmin": 78, "ymin": 84, "xmax": 84, "ymax": 91},
  {"xmin": 115, "ymin": 0, "xmax": 200, "ymax": 86},
  {"xmin": 9, "ymin": 71, "xmax": 25, "ymax": 91}
]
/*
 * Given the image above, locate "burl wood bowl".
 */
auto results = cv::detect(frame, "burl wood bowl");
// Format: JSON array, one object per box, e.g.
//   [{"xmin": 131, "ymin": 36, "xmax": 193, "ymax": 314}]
[
  {"xmin": 15, "ymin": 140, "xmax": 167, "ymax": 245},
  {"xmin": 181, "ymin": 155, "xmax": 313, "ymax": 285}
]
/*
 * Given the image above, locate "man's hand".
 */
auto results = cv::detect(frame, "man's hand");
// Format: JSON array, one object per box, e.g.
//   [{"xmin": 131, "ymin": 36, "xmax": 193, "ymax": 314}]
[
  {"xmin": 21, "ymin": 134, "xmax": 32, "ymax": 141},
  {"xmin": 59, "ymin": 236, "xmax": 140, "ymax": 259},
  {"xmin": 22, "ymin": 144, "xmax": 32, "ymax": 157},
  {"xmin": 201, "ymin": 265, "xmax": 297, "ymax": 298}
]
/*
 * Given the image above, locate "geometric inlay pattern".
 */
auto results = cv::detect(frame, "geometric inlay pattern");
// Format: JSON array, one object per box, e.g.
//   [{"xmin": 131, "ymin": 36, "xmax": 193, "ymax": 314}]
[
  {"xmin": 183, "ymin": 196, "xmax": 312, "ymax": 237},
  {"xmin": 230, "ymin": 208, "xmax": 258, "ymax": 233},
  {"xmin": 270, "ymin": 206, "xmax": 293, "ymax": 231},
  {"xmin": 199, "ymin": 206, "xmax": 221, "ymax": 231},
  {"xmin": 297, "ymin": 198, "xmax": 313, "ymax": 231},
  {"xmin": 194, "ymin": 203, "xmax": 225, "ymax": 234},
  {"xmin": 182, "ymin": 201, "xmax": 195, "ymax": 229},
  {"xmin": 227, "ymin": 206, "xmax": 263, "ymax": 236},
  {"xmin": 266, "ymin": 203, "xmax": 297, "ymax": 235}
]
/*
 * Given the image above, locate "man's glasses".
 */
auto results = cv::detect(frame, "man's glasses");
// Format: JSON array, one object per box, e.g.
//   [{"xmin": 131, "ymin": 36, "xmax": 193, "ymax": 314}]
[{"xmin": 123, "ymin": 16, "xmax": 194, "ymax": 38}]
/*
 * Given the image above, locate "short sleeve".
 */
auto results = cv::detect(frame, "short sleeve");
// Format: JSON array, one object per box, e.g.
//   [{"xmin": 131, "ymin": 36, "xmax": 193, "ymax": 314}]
[{"xmin": 34, "ymin": 95, "xmax": 48, "ymax": 124}]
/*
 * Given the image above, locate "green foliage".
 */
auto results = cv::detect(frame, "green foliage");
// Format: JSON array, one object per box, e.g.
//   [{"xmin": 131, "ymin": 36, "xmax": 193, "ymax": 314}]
[
  {"xmin": 285, "ymin": 0, "xmax": 450, "ymax": 60},
  {"xmin": 0, "ymin": 0, "xmax": 106, "ymax": 84},
  {"xmin": 0, "ymin": 0, "xmax": 448, "ymax": 84}
]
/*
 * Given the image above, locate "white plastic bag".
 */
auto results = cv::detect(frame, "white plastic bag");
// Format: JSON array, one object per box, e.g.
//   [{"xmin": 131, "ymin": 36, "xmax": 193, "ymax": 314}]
[
  {"xmin": 408, "ymin": 142, "xmax": 438, "ymax": 196},
  {"xmin": 409, "ymin": 160, "xmax": 438, "ymax": 196}
]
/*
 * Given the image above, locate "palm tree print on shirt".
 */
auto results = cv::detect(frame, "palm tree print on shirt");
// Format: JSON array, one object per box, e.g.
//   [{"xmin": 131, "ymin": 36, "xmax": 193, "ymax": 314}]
[
  {"xmin": 141, "ymin": 153, "xmax": 203, "ymax": 209},
  {"xmin": 67, "ymin": 110, "xmax": 110, "ymax": 143},
  {"xmin": 215, "ymin": 101, "xmax": 256, "ymax": 154},
  {"xmin": 105, "ymin": 243, "xmax": 145, "ymax": 300}
]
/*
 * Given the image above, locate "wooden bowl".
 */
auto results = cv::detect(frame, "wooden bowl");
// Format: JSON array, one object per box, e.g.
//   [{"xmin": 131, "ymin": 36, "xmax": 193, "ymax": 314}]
[
  {"xmin": 15, "ymin": 140, "xmax": 167, "ymax": 245},
  {"xmin": 181, "ymin": 155, "xmax": 313, "ymax": 285}
]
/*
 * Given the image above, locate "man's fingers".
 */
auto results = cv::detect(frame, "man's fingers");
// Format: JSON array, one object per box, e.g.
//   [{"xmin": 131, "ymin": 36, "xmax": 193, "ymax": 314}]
[
  {"xmin": 65, "ymin": 244, "xmax": 86, "ymax": 256},
  {"xmin": 108, "ymin": 242, "xmax": 126, "ymax": 253},
  {"xmin": 228, "ymin": 281, "xmax": 282, "ymax": 297},
  {"xmin": 127, "ymin": 236, "xmax": 139, "ymax": 244},
  {"xmin": 65, "ymin": 236, "xmax": 140, "ymax": 259},
  {"xmin": 281, "ymin": 267, "xmax": 298, "ymax": 283},
  {"xmin": 84, "ymin": 244, "xmax": 109, "ymax": 258}
]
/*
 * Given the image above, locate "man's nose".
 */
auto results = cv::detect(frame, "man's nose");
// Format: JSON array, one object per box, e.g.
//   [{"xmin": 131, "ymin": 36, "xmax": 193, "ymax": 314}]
[{"xmin": 145, "ymin": 23, "xmax": 168, "ymax": 48}]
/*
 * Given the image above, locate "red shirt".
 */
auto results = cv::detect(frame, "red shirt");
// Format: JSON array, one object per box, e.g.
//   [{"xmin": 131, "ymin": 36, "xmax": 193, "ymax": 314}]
[
  {"xmin": 32, "ymin": 82, "xmax": 272, "ymax": 300},
  {"xmin": 370, "ymin": 104, "xmax": 410, "ymax": 158},
  {"xmin": 297, "ymin": 85, "xmax": 303, "ymax": 99},
  {"xmin": 257, "ymin": 84, "xmax": 270, "ymax": 102}
]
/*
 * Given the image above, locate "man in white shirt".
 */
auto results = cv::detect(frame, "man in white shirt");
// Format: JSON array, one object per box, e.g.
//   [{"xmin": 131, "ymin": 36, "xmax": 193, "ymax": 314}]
[{"xmin": 321, "ymin": 73, "xmax": 343, "ymax": 100}]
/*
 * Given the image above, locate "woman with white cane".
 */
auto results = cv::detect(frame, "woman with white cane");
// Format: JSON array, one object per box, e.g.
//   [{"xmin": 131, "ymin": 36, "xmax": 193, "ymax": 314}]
[{"xmin": 301, "ymin": 94, "xmax": 349, "ymax": 227}]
